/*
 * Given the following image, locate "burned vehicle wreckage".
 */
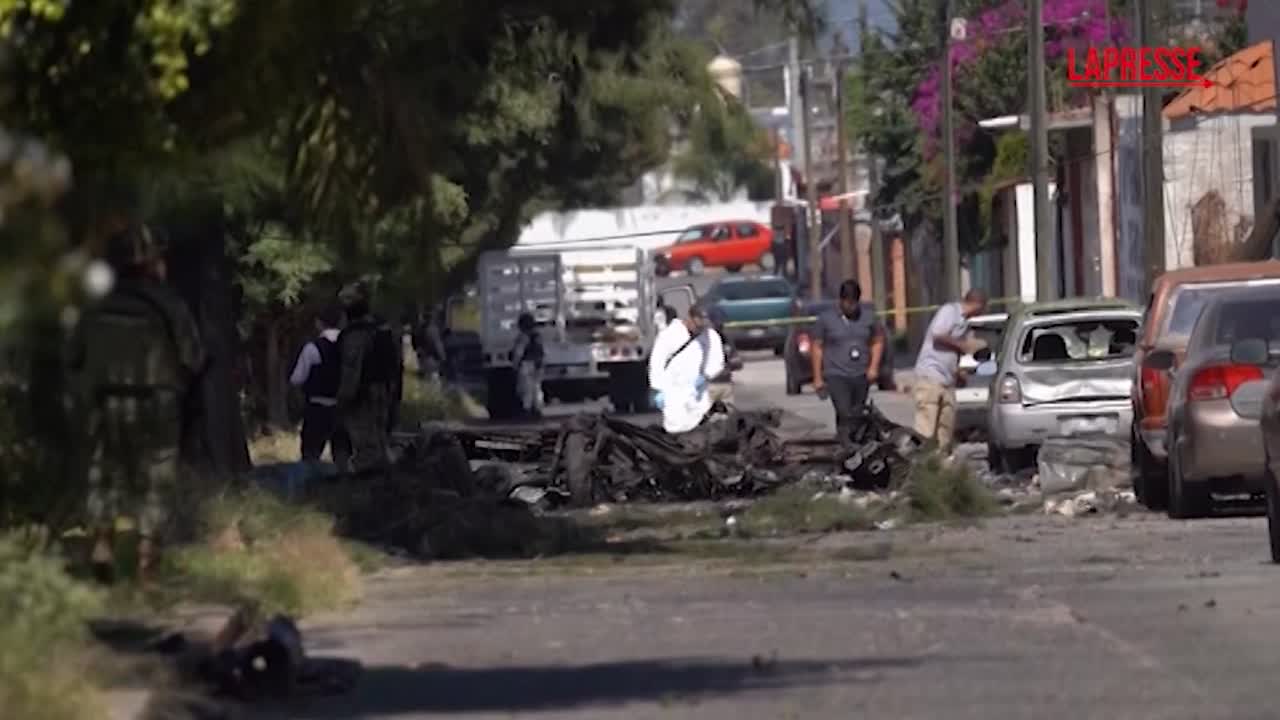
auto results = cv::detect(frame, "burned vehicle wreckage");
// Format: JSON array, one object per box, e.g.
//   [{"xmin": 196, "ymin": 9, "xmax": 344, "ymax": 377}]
[{"xmin": 430, "ymin": 402, "xmax": 927, "ymax": 506}]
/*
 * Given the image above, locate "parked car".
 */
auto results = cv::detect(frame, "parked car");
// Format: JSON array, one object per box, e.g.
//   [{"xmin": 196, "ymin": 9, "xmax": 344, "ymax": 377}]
[
  {"xmin": 987, "ymin": 298, "xmax": 1141, "ymax": 473},
  {"xmin": 1150, "ymin": 285, "xmax": 1280, "ymax": 518},
  {"xmin": 1256, "ymin": 335, "xmax": 1280, "ymax": 559},
  {"xmin": 954, "ymin": 312, "xmax": 1008, "ymax": 441},
  {"xmin": 1131, "ymin": 261, "xmax": 1280, "ymax": 509},
  {"xmin": 700, "ymin": 274, "xmax": 794, "ymax": 353},
  {"xmin": 654, "ymin": 221, "xmax": 776, "ymax": 277},
  {"xmin": 783, "ymin": 298, "xmax": 896, "ymax": 394}
]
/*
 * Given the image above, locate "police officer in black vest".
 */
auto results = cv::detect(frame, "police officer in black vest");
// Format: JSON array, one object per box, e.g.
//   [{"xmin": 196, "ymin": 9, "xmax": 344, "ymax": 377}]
[{"xmin": 289, "ymin": 305, "xmax": 349, "ymax": 462}]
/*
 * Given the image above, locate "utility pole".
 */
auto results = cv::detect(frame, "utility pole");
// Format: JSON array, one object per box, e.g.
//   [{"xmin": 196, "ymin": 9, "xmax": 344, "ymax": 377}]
[
  {"xmin": 940, "ymin": 0, "xmax": 960, "ymax": 300},
  {"xmin": 835, "ymin": 59, "xmax": 855, "ymax": 283},
  {"xmin": 868, "ymin": 154, "xmax": 887, "ymax": 313},
  {"xmin": 1029, "ymin": 0, "xmax": 1055, "ymax": 301},
  {"xmin": 1138, "ymin": 0, "xmax": 1166, "ymax": 292},
  {"xmin": 788, "ymin": 36, "xmax": 805, "ymax": 182},
  {"xmin": 801, "ymin": 64, "xmax": 822, "ymax": 301}
]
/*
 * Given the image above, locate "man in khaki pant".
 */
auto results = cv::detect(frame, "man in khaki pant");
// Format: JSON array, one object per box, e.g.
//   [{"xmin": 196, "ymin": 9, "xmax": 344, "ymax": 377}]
[{"xmin": 912, "ymin": 289, "xmax": 989, "ymax": 450}]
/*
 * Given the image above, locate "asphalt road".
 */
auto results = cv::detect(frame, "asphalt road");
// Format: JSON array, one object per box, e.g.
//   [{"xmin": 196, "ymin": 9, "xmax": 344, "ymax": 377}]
[{"xmin": 256, "ymin": 355, "xmax": 1280, "ymax": 719}]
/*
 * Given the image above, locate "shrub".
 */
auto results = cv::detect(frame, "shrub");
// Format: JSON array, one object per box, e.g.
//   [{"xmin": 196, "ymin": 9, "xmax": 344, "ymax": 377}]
[{"xmin": 0, "ymin": 537, "xmax": 105, "ymax": 720}]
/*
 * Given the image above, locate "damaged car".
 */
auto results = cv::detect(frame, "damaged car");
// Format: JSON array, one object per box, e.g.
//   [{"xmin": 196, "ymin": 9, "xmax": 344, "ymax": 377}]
[
  {"xmin": 1153, "ymin": 285, "xmax": 1280, "ymax": 518},
  {"xmin": 986, "ymin": 299, "xmax": 1141, "ymax": 472}
]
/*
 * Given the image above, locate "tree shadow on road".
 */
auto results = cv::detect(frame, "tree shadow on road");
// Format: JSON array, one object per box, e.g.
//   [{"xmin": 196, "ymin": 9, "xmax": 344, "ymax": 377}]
[{"xmin": 259, "ymin": 655, "xmax": 923, "ymax": 717}]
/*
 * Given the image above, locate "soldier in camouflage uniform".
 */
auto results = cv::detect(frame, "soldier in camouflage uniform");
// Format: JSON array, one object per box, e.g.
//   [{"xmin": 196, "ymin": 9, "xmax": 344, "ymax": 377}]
[
  {"xmin": 335, "ymin": 282, "xmax": 399, "ymax": 473},
  {"xmin": 69, "ymin": 224, "xmax": 206, "ymax": 583}
]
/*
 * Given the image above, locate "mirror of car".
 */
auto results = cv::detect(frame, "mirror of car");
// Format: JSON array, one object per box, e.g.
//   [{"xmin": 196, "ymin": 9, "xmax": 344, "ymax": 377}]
[
  {"xmin": 973, "ymin": 347, "xmax": 993, "ymax": 362},
  {"xmin": 1230, "ymin": 337, "xmax": 1270, "ymax": 366},
  {"xmin": 975, "ymin": 359, "xmax": 998, "ymax": 376},
  {"xmin": 1144, "ymin": 349, "xmax": 1176, "ymax": 371}
]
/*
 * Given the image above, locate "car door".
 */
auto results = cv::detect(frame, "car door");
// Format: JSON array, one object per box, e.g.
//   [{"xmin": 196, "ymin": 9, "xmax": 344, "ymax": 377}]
[
  {"xmin": 703, "ymin": 224, "xmax": 733, "ymax": 267},
  {"xmin": 732, "ymin": 222, "xmax": 765, "ymax": 264}
]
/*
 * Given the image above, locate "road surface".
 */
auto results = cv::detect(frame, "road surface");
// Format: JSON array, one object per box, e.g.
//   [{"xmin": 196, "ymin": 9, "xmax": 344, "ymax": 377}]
[{"xmin": 255, "ymin": 352, "xmax": 1280, "ymax": 719}]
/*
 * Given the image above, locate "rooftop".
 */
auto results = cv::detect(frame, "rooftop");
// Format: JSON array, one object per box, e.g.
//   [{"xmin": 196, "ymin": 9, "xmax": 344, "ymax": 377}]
[{"xmin": 1164, "ymin": 41, "xmax": 1276, "ymax": 120}]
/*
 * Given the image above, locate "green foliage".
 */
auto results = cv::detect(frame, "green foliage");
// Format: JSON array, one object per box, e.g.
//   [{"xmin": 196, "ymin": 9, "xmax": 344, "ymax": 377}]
[
  {"xmin": 0, "ymin": 538, "xmax": 105, "ymax": 720},
  {"xmin": 739, "ymin": 486, "xmax": 873, "ymax": 535},
  {"xmin": 673, "ymin": 92, "xmax": 775, "ymax": 202},
  {"xmin": 236, "ymin": 226, "xmax": 334, "ymax": 311},
  {"xmin": 977, "ymin": 131, "xmax": 1029, "ymax": 242}
]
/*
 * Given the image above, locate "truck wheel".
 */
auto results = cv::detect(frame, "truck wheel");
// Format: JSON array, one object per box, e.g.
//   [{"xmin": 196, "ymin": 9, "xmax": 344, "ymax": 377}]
[
  {"xmin": 608, "ymin": 362, "xmax": 646, "ymax": 413},
  {"xmin": 687, "ymin": 257, "xmax": 706, "ymax": 275},
  {"xmin": 485, "ymin": 368, "xmax": 517, "ymax": 420}
]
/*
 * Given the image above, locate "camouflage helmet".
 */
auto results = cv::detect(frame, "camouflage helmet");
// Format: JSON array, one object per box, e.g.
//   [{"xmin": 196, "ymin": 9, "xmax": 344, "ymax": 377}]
[{"xmin": 104, "ymin": 223, "xmax": 165, "ymax": 269}]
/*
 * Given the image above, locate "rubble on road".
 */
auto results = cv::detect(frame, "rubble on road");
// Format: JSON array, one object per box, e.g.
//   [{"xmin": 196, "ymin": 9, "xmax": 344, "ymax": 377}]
[{"xmin": 1036, "ymin": 437, "xmax": 1135, "ymax": 517}]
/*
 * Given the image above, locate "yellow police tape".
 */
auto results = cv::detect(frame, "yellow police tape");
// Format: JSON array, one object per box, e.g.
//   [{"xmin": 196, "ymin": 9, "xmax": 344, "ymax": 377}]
[{"xmin": 720, "ymin": 296, "xmax": 1020, "ymax": 329}]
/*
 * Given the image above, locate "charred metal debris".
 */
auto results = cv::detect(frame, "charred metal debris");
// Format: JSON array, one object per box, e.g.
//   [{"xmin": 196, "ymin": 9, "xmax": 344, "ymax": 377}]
[{"xmin": 447, "ymin": 404, "xmax": 929, "ymax": 508}]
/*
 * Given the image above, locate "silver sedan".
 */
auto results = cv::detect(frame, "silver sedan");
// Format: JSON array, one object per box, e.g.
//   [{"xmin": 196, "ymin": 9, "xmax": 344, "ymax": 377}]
[{"xmin": 1153, "ymin": 285, "xmax": 1280, "ymax": 519}]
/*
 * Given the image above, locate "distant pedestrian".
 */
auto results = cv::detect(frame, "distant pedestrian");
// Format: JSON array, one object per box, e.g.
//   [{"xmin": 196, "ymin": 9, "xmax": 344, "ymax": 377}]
[
  {"xmin": 912, "ymin": 288, "xmax": 990, "ymax": 451},
  {"xmin": 412, "ymin": 306, "xmax": 446, "ymax": 382},
  {"xmin": 335, "ymin": 282, "xmax": 399, "ymax": 473},
  {"xmin": 512, "ymin": 312, "xmax": 545, "ymax": 418},
  {"xmin": 70, "ymin": 223, "xmax": 206, "ymax": 584},
  {"xmin": 289, "ymin": 305, "xmax": 348, "ymax": 463},
  {"xmin": 810, "ymin": 279, "xmax": 885, "ymax": 447}
]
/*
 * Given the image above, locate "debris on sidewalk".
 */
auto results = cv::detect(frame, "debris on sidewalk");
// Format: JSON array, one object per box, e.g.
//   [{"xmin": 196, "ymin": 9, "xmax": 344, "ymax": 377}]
[{"xmin": 1036, "ymin": 438, "xmax": 1135, "ymax": 517}]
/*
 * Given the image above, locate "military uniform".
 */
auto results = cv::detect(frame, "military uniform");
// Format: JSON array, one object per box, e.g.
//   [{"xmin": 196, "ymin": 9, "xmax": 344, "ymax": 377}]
[
  {"xmin": 70, "ymin": 226, "xmax": 204, "ymax": 577},
  {"xmin": 336, "ymin": 285, "xmax": 400, "ymax": 473}
]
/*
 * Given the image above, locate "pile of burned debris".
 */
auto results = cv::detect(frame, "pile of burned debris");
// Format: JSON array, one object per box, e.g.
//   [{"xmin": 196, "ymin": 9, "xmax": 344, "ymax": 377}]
[
  {"xmin": 452, "ymin": 404, "xmax": 927, "ymax": 507},
  {"xmin": 272, "ymin": 404, "xmax": 931, "ymax": 559}
]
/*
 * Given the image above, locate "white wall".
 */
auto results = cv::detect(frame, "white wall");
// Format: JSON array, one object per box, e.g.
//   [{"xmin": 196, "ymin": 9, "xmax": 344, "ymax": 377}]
[{"xmin": 1162, "ymin": 112, "xmax": 1276, "ymax": 268}]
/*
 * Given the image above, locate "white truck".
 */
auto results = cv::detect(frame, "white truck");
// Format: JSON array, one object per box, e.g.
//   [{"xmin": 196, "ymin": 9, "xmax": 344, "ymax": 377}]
[{"xmin": 477, "ymin": 245, "xmax": 695, "ymax": 420}]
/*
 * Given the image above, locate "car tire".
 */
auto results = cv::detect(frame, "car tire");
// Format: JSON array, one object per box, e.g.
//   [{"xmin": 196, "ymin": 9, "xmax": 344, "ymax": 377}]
[
  {"xmin": 1132, "ymin": 430, "xmax": 1168, "ymax": 510},
  {"xmin": 759, "ymin": 252, "xmax": 777, "ymax": 272},
  {"xmin": 485, "ymin": 367, "xmax": 518, "ymax": 421},
  {"xmin": 1267, "ymin": 472, "xmax": 1280, "ymax": 563},
  {"xmin": 773, "ymin": 343, "xmax": 785, "ymax": 357},
  {"xmin": 687, "ymin": 257, "xmax": 706, "ymax": 275},
  {"xmin": 1167, "ymin": 447, "xmax": 1211, "ymax": 519}
]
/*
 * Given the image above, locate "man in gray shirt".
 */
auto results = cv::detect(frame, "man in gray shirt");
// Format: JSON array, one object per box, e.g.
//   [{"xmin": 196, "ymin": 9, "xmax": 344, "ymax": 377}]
[
  {"xmin": 912, "ymin": 288, "xmax": 989, "ymax": 449},
  {"xmin": 812, "ymin": 279, "xmax": 885, "ymax": 447}
]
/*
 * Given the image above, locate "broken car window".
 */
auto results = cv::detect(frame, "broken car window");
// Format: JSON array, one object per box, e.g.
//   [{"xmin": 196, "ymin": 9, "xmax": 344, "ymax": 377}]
[{"xmin": 1019, "ymin": 319, "xmax": 1140, "ymax": 363}]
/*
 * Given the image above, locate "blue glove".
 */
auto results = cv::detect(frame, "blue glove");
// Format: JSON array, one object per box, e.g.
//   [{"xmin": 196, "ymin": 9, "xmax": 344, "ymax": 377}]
[
  {"xmin": 651, "ymin": 390, "xmax": 665, "ymax": 410},
  {"xmin": 695, "ymin": 375, "xmax": 709, "ymax": 393}
]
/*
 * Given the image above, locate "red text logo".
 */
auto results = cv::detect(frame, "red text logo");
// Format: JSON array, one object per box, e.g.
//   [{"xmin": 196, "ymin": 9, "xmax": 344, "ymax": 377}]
[{"xmin": 1066, "ymin": 46, "xmax": 1212, "ymax": 88}]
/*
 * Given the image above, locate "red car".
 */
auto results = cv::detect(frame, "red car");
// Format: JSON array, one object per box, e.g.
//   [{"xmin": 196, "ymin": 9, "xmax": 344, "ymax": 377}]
[{"xmin": 654, "ymin": 220, "xmax": 776, "ymax": 276}]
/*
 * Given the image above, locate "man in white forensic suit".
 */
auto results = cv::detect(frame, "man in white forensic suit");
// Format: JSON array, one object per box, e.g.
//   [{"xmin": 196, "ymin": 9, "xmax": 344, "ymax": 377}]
[{"xmin": 647, "ymin": 304, "xmax": 725, "ymax": 434}]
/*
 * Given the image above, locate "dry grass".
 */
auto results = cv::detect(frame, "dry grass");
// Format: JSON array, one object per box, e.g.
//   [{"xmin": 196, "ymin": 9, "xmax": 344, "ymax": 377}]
[
  {"xmin": 901, "ymin": 453, "xmax": 999, "ymax": 522},
  {"xmin": 738, "ymin": 486, "xmax": 875, "ymax": 536},
  {"xmin": 167, "ymin": 489, "xmax": 361, "ymax": 616}
]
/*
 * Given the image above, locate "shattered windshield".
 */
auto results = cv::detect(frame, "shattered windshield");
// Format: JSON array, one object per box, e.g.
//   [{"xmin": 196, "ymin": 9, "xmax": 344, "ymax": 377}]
[{"xmin": 1018, "ymin": 318, "xmax": 1139, "ymax": 363}]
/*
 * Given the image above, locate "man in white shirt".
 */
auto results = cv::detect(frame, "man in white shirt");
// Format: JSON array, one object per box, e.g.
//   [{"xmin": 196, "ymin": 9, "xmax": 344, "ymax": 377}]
[
  {"xmin": 648, "ymin": 304, "xmax": 726, "ymax": 434},
  {"xmin": 290, "ymin": 305, "xmax": 349, "ymax": 462}
]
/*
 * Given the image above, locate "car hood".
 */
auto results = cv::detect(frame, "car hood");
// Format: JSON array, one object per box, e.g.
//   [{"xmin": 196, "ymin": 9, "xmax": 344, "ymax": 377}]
[{"xmin": 1018, "ymin": 358, "xmax": 1134, "ymax": 404}]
